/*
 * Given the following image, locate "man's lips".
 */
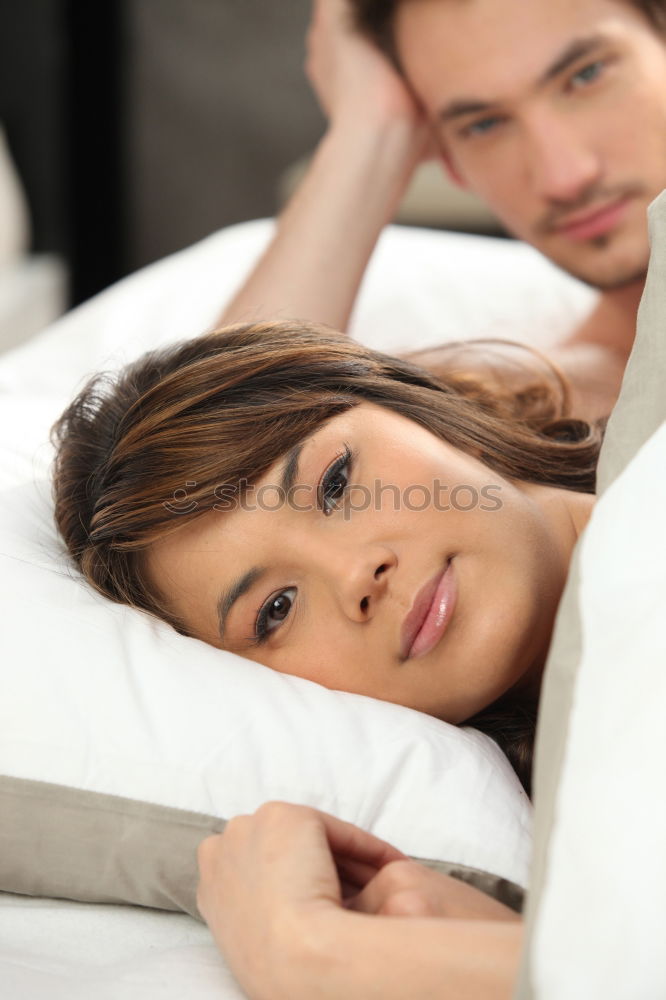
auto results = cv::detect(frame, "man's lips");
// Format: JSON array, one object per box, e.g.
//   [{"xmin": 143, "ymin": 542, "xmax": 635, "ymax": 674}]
[
  {"xmin": 400, "ymin": 561, "xmax": 457, "ymax": 661},
  {"xmin": 551, "ymin": 196, "xmax": 631, "ymax": 242}
]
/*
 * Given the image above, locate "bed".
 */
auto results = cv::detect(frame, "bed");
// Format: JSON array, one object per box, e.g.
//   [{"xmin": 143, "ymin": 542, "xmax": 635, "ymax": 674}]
[{"xmin": 1, "ymin": 208, "xmax": 663, "ymax": 999}]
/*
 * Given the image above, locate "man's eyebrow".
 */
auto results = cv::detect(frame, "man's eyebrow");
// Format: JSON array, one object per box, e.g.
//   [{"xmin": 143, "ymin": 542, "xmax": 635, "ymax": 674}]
[
  {"xmin": 438, "ymin": 35, "xmax": 608, "ymax": 123},
  {"xmin": 538, "ymin": 35, "xmax": 607, "ymax": 87},
  {"xmin": 439, "ymin": 98, "xmax": 498, "ymax": 123},
  {"xmin": 216, "ymin": 442, "xmax": 305, "ymax": 640}
]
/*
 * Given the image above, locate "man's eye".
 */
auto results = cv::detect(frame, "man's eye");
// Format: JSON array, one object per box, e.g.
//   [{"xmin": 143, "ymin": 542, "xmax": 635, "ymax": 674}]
[
  {"xmin": 254, "ymin": 587, "xmax": 297, "ymax": 642},
  {"xmin": 319, "ymin": 446, "xmax": 352, "ymax": 516},
  {"xmin": 570, "ymin": 60, "xmax": 604, "ymax": 89},
  {"xmin": 460, "ymin": 116, "xmax": 503, "ymax": 139}
]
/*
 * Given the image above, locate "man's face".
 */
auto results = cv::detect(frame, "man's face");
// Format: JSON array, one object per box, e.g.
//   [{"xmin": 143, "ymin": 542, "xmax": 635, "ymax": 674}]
[{"xmin": 395, "ymin": 0, "xmax": 666, "ymax": 289}]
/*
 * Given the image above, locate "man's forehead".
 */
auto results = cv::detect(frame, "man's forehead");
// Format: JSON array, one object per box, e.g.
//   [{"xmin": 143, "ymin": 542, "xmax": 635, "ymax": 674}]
[
  {"xmin": 394, "ymin": 0, "xmax": 650, "ymax": 105},
  {"xmin": 395, "ymin": 0, "xmax": 639, "ymax": 36}
]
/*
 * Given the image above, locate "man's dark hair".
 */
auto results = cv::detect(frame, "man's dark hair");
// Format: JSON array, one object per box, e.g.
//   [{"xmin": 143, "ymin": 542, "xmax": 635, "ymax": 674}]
[{"xmin": 351, "ymin": 0, "xmax": 666, "ymax": 60}]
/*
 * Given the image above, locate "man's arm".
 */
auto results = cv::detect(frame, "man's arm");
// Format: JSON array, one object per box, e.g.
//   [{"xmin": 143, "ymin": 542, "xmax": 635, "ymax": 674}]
[
  {"xmin": 549, "ymin": 284, "xmax": 644, "ymax": 420},
  {"xmin": 218, "ymin": 0, "xmax": 428, "ymax": 331},
  {"xmin": 548, "ymin": 339, "xmax": 627, "ymax": 422}
]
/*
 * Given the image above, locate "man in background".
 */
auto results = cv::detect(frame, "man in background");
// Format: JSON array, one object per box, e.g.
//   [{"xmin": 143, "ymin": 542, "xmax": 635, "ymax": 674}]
[{"xmin": 221, "ymin": 0, "xmax": 666, "ymax": 417}]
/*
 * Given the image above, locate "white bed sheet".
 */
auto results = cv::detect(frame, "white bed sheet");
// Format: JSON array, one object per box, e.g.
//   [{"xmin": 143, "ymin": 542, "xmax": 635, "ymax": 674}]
[{"xmin": 0, "ymin": 891, "xmax": 243, "ymax": 1000}]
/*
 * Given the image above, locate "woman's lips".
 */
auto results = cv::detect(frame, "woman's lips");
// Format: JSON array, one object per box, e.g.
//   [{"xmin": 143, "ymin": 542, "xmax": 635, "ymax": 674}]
[
  {"xmin": 400, "ymin": 561, "xmax": 457, "ymax": 661},
  {"xmin": 554, "ymin": 197, "xmax": 631, "ymax": 242}
]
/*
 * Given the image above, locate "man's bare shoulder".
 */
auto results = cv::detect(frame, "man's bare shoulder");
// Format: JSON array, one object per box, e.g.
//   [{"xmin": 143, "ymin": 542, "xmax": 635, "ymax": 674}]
[{"xmin": 402, "ymin": 328, "xmax": 625, "ymax": 425}]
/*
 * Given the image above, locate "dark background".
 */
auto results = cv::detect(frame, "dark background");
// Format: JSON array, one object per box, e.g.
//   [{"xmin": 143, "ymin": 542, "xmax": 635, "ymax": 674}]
[{"xmin": 0, "ymin": 0, "xmax": 324, "ymax": 305}]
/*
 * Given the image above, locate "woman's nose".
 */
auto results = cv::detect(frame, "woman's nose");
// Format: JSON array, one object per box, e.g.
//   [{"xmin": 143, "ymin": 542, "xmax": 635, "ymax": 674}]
[
  {"xmin": 310, "ymin": 539, "xmax": 397, "ymax": 622},
  {"xmin": 340, "ymin": 549, "xmax": 395, "ymax": 622}
]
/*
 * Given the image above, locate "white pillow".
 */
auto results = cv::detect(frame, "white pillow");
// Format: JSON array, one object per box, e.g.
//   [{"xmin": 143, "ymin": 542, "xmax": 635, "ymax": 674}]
[{"xmin": 0, "ymin": 220, "xmax": 593, "ymax": 915}]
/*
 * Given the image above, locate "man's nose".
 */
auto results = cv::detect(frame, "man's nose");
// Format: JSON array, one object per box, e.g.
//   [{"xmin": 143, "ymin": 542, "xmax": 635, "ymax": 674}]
[{"xmin": 524, "ymin": 114, "xmax": 602, "ymax": 204}]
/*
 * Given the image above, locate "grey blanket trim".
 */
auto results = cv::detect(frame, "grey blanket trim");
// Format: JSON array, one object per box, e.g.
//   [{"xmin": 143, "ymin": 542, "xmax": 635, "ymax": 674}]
[{"xmin": 0, "ymin": 774, "xmax": 523, "ymax": 920}]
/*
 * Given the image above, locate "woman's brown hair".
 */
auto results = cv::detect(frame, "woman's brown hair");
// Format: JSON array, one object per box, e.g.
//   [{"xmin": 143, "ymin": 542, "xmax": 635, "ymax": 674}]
[{"xmin": 52, "ymin": 320, "xmax": 603, "ymax": 795}]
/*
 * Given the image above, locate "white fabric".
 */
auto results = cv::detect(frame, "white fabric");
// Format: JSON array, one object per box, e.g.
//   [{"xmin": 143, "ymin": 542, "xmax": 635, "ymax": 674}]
[
  {"xmin": 0, "ymin": 474, "xmax": 531, "ymax": 877},
  {"xmin": 0, "ymin": 892, "xmax": 241, "ymax": 1000},
  {"xmin": 0, "ymin": 125, "xmax": 66, "ymax": 354},
  {"xmin": 0, "ymin": 124, "xmax": 29, "ymax": 267},
  {"xmin": 0, "ymin": 219, "xmax": 595, "ymax": 407},
  {"xmin": 0, "ymin": 254, "xmax": 67, "ymax": 354},
  {"xmin": 533, "ymin": 421, "xmax": 666, "ymax": 998},
  {"xmin": 0, "ymin": 221, "xmax": 596, "ymax": 870},
  {"xmin": 0, "ymin": 219, "xmax": 596, "ymax": 996}
]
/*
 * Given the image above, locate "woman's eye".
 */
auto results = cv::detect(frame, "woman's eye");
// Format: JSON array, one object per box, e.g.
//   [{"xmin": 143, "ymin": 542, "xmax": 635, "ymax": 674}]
[
  {"xmin": 255, "ymin": 586, "xmax": 297, "ymax": 642},
  {"xmin": 570, "ymin": 60, "xmax": 604, "ymax": 89},
  {"xmin": 319, "ymin": 446, "xmax": 352, "ymax": 516}
]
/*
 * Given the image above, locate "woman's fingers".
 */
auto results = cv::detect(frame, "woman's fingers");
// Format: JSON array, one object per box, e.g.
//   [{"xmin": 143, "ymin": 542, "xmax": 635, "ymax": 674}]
[
  {"xmin": 343, "ymin": 860, "xmax": 521, "ymax": 921},
  {"xmin": 335, "ymin": 856, "xmax": 388, "ymax": 897},
  {"xmin": 316, "ymin": 808, "xmax": 407, "ymax": 869},
  {"xmin": 197, "ymin": 803, "xmax": 405, "ymax": 923},
  {"xmin": 343, "ymin": 860, "xmax": 435, "ymax": 915}
]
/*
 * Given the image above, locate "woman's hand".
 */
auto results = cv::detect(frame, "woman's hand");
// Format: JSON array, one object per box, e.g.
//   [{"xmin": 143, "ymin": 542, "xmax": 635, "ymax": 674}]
[
  {"xmin": 344, "ymin": 858, "xmax": 521, "ymax": 921},
  {"xmin": 305, "ymin": 0, "xmax": 423, "ymax": 129},
  {"xmin": 197, "ymin": 803, "xmax": 523, "ymax": 1000},
  {"xmin": 197, "ymin": 801, "xmax": 406, "ymax": 998}
]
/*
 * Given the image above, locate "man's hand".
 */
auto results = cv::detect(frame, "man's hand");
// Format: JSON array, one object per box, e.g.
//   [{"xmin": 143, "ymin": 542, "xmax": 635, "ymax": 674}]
[
  {"xmin": 306, "ymin": 0, "xmax": 424, "ymax": 129},
  {"xmin": 218, "ymin": 0, "xmax": 434, "ymax": 332},
  {"xmin": 344, "ymin": 858, "xmax": 521, "ymax": 921}
]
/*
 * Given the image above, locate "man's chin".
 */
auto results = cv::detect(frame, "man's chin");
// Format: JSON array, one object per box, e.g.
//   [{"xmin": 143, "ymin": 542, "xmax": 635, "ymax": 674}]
[
  {"xmin": 565, "ymin": 263, "xmax": 649, "ymax": 291},
  {"xmin": 540, "ymin": 241, "xmax": 649, "ymax": 291}
]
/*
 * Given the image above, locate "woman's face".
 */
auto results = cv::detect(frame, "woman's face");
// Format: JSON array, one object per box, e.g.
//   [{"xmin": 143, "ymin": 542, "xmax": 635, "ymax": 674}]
[{"xmin": 146, "ymin": 403, "xmax": 590, "ymax": 723}]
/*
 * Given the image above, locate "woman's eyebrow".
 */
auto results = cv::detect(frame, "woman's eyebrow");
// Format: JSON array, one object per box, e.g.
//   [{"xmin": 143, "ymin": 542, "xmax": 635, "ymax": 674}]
[
  {"xmin": 217, "ymin": 565, "xmax": 267, "ymax": 641},
  {"xmin": 216, "ymin": 442, "xmax": 306, "ymax": 640},
  {"xmin": 280, "ymin": 441, "xmax": 305, "ymax": 494}
]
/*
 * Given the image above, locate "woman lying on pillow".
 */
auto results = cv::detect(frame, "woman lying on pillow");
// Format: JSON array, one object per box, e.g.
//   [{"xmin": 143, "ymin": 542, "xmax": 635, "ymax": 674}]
[
  {"xmin": 52, "ymin": 320, "xmax": 601, "ymax": 798},
  {"xmin": 51, "ymin": 318, "xmax": 603, "ymax": 998}
]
